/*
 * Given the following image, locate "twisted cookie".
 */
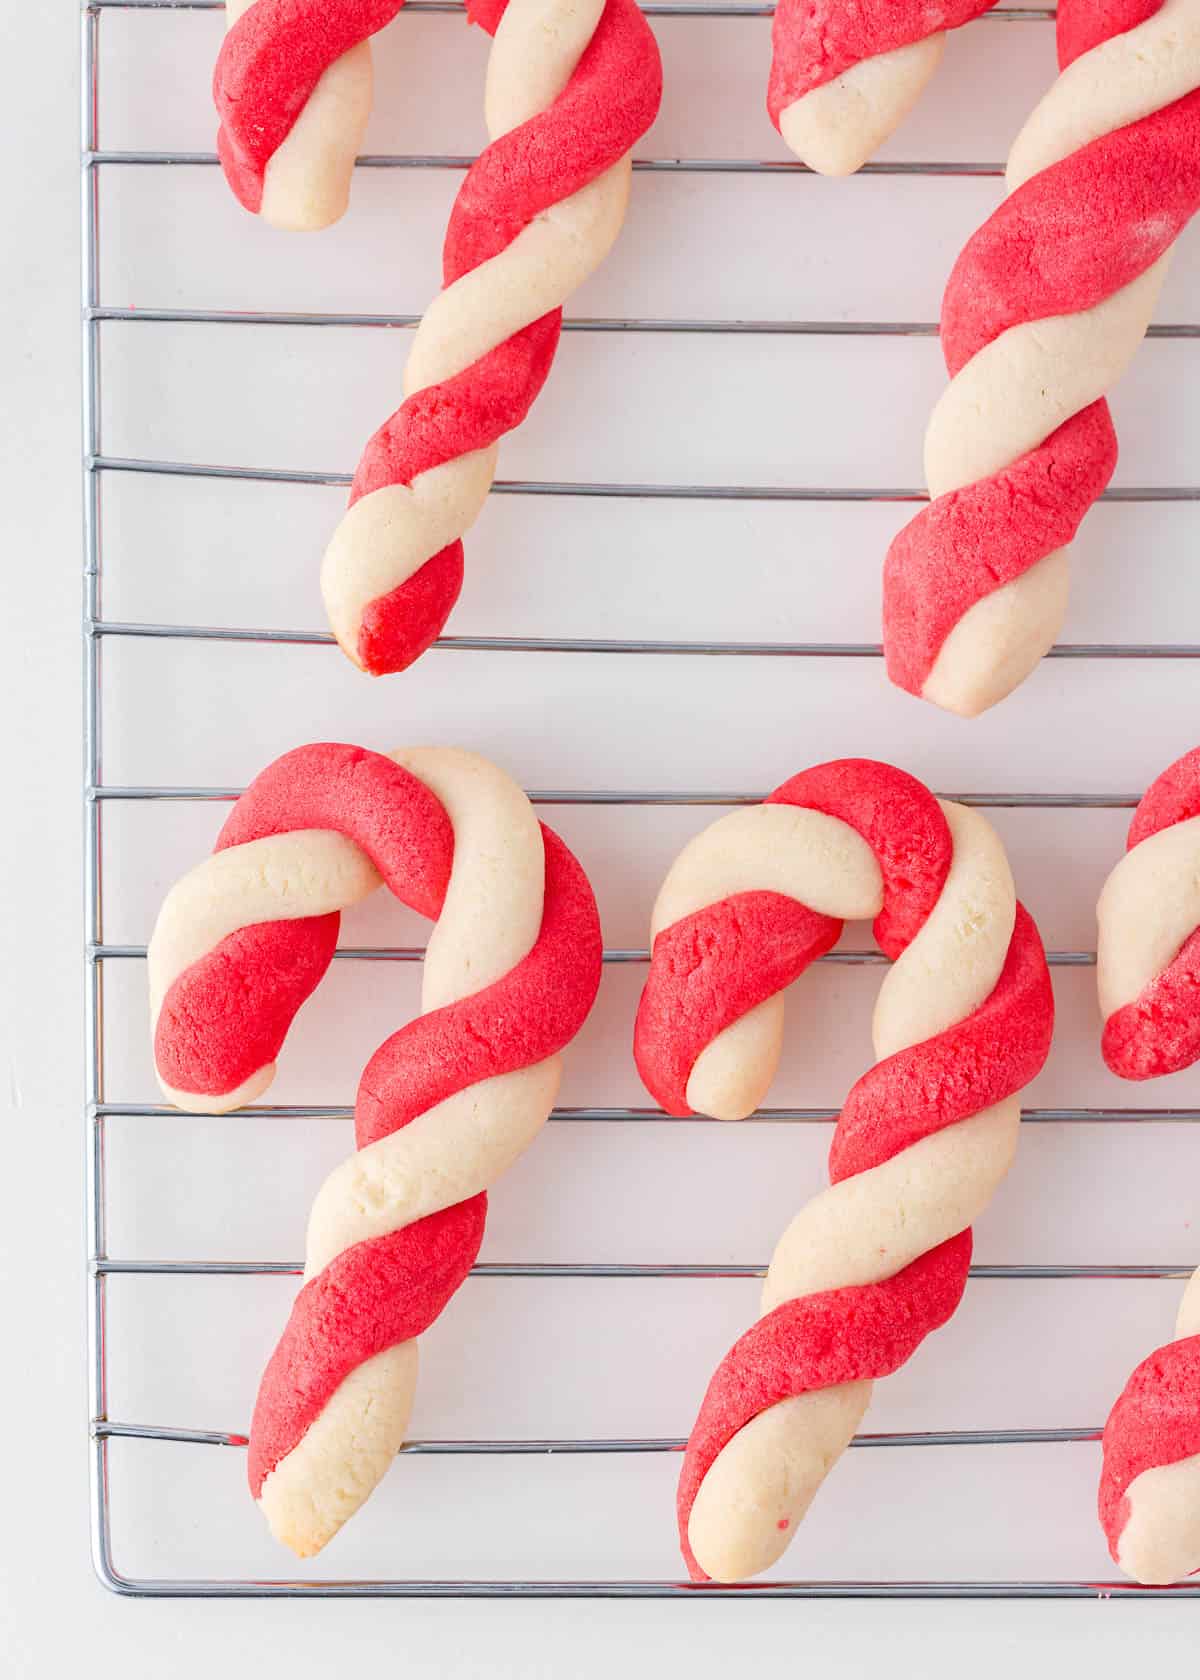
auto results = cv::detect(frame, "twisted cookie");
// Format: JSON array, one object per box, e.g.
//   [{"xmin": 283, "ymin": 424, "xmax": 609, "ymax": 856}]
[
  {"xmin": 320, "ymin": 0, "xmax": 662, "ymax": 675},
  {"xmin": 1096, "ymin": 748, "xmax": 1200, "ymax": 1583},
  {"xmin": 149, "ymin": 743, "xmax": 602, "ymax": 1556},
  {"xmin": 768, "ymin": 2, "xmax": 997, "ymax": 175},
  {"xmin": 634, "ymin": 759, "xmax": 1053, "ymax": 1582},
  {"xmin": 1098, "ymin": 746, "xmax": 1200, "ymax": 1082},
  {"xmin": 884, "ymin": 0, "xmax": 1200, "ymax": 717},
  {"xmin": 216, "ymin": 2, "xmax": 404, "ymax": 231}
]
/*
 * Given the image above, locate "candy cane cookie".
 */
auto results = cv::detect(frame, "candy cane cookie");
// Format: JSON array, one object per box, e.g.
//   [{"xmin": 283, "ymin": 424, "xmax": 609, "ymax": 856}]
[
  {"xmin": 320, "ymin": 0, "xmax": 662, "ymax": 675},
  {"xmin": 884, "ymin": 0, "xmax": 1200, "ymax": 717},
  {"xmin": 1097, "ymin": 746, "xmax": 1200, "ymax": 1082},
  {"xmin": 149, "ymin": 743, "xmax": 602, "ymax": 1556},
  {"xmin": 768, "ymin": 3, "xmax": 998, "ymax": 175},
  {"xmin": 1094, "ymin": 748, "xmax": 1200, "ymax": 1581},
  {"xmin": 634, "ymin": 759, "xmax": 1054, "ymax": 1582},
  {"xmin": 215, "ymin": 2, "xmax": 406, "ymax": 231}
]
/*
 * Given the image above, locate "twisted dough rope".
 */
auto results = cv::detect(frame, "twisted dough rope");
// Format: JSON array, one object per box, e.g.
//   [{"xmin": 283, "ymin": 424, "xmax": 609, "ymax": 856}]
[
  {"xmin": 216, "ymin": 2, "xmax": 405, "ymax": 231},
  {"xmin": 633, "ymin": 759, "xmax": 1054, "ymax": 1583},
  {"xmin": 1096, "ymin": 747, "xmax": 1200, "ymax": 1584},
  {"xmin": 319, "ymin": 0, "xmax": 662, "ymax": 675},
  {"xmin": 1097, "ymin": 746, "xmax": 1200, "ymax": 1082},
  {"xmin": 883, "ymin": 0, "xmax": 1200, "ymax": 718},
  {"xmin": 768, "ymin": 2, "xmax": 997, "ymax": 175},
  {"xmin": 148, "ymin": 742, "xmax": 602, "ymax": 1556}
]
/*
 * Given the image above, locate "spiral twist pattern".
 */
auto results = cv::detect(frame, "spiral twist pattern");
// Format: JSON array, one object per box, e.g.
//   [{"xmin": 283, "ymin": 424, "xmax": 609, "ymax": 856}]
[
  {"xmin": 1097, "ymin": 747, "xmax": 1200, "ymax": 1583},
  {"xmin": 148, "ymin": 743, "xmax": 602, "ymax": 1556},
  {"xmin": 215, "ymin": 1, "xmax": 407, "ymax": 230},
  {"xmin": 884, "ymin": 0, "xmax": 1200, "ymax": 717},
  {"xmin": 767, "ymin": 2, "xmax": 996, "ymax": 174},
  {"xmin": 318, "ymin": 0, "xmax": 662, "ymax": 675},
  {"xmin": 633, "ymin": 759, "xmax": 1053, "ymax": 1583},
  {"xmin": 1098, "ymin": 746, "xmax": 1200, "ymax": 1081}
]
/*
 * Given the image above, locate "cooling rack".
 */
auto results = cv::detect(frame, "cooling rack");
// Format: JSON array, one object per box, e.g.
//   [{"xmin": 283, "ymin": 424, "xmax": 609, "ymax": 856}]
[{"xmin": 83, "ymin": 0, "xmax": 1200, "ymax": 1597}]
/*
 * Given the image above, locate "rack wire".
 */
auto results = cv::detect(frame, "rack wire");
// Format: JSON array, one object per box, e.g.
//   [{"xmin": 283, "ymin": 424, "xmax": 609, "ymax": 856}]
[{"xmin": 83, "ymin": 0, "xmax": 1200, "ymax": 1598}]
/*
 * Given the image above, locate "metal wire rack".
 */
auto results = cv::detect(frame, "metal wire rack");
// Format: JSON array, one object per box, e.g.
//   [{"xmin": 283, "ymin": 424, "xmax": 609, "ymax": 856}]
[{"xmin": 83, "ymin": 0, "xmax": 1200, "ymax": 1598}]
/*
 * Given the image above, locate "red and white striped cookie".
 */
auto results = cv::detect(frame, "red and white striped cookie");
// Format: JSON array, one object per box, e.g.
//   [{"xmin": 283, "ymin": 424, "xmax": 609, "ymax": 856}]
[
  {"xmin": 1100, "ymin": 1269, "xmax": 1200, "ymax": 1584},
  {"xmin": 884, "ymin": 0, "xmax": 1200, "ymax": 717},
  {"xmin": 149, "ymin": 742, "xmax": 602, "ymax": 1556},
  {"xmin": 215, "ymin": 2, "xmax": 405, "ymax": 230},
  {"xmin": 319, "ymin": 0, "xmax": 662, "ymax": 676},
  {"xmin": 1097, "ymin": 749, "xmax": 1200, "ymax": 1583},
  {"xmin": 634, "ymin": 759, "xmax": 1054, "ymax": 1582},
  {"xmin": 768, "ymin": 2, "xmax": 998, "ymax": 174},
  {"xmin": 1097, "ymin": 747, "xmax": 1200, "ymax": 1082}
]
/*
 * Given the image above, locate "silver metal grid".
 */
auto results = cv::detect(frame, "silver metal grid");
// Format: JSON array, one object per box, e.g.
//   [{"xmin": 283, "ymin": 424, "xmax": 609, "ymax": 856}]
[{"xmin": 83, "ymin": 0, "xmax": 1200, "ymax": 1598}]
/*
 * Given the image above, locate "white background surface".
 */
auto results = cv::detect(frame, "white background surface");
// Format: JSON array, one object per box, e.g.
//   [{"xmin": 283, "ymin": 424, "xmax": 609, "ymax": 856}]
[{"xmin": 4, "ymin": 1, "xmax": 1200, "ymax": 1673}]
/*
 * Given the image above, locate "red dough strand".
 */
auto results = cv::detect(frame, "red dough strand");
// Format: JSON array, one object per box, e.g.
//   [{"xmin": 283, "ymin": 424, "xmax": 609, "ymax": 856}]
[
  {"xmin": 884, "ymin": 406, "xmax": 1117, "ymax": 699},
  {"xmin": 1101, "ymin": 746, "xmax": 1200, "ymax": 1082},
  {"xmin": 154, "ymin": 917, "xmax": 340, "ymax": 1101},
  {"xmin": 1058, "ymin": 0, "xmax": 1164, "ymax": 66},
  {"xmin": 1127, "ymin": 746, "xmax": 1200, "ymax": 847},
  {"xmin": 1100, "ymin": 1335, "xmax": 1200, "ymax": 1566},
  {"xmin": 635, "ymin": 894, "xmax": 841, "ymax": 1118},
  {"xmin": 155, "ymin": 744, "xmax": 453, "ymax": 1100},
  {"xmin": 1102, "ymin": 928, "xmax": 1200, "ymax": 1082},
  {"xmin": 678, "ymin": 1238, "xmax": 973, "ymax": 1579},
  {"xmin": 214, "ymin": 1, "xmax": 404, "ymax": 213},
  {"xmin": 248, "ymin": 1197, "xmax": 488, "ymax": 1498},
  {"xmin": 767, "ymin": 1, "xmax": 994, "ymax": 133},
  {"xmin": 883, "ymin": 0, "xmax": 1200, "ymax": 701},
  {"xmin": 636, "ymin": 760, "xmax": 953, "ymax": 1114},
  {"xmin": 828, "ymin": 905, "xmax": 1053, "ymax": 1185},
  {"xmin": 766, "ymin": 759, "xmax": 952, "ymax": 955},
  {"xmin": 355, "ymin": 829, "xmax": 603, "ymax": 1148}
]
